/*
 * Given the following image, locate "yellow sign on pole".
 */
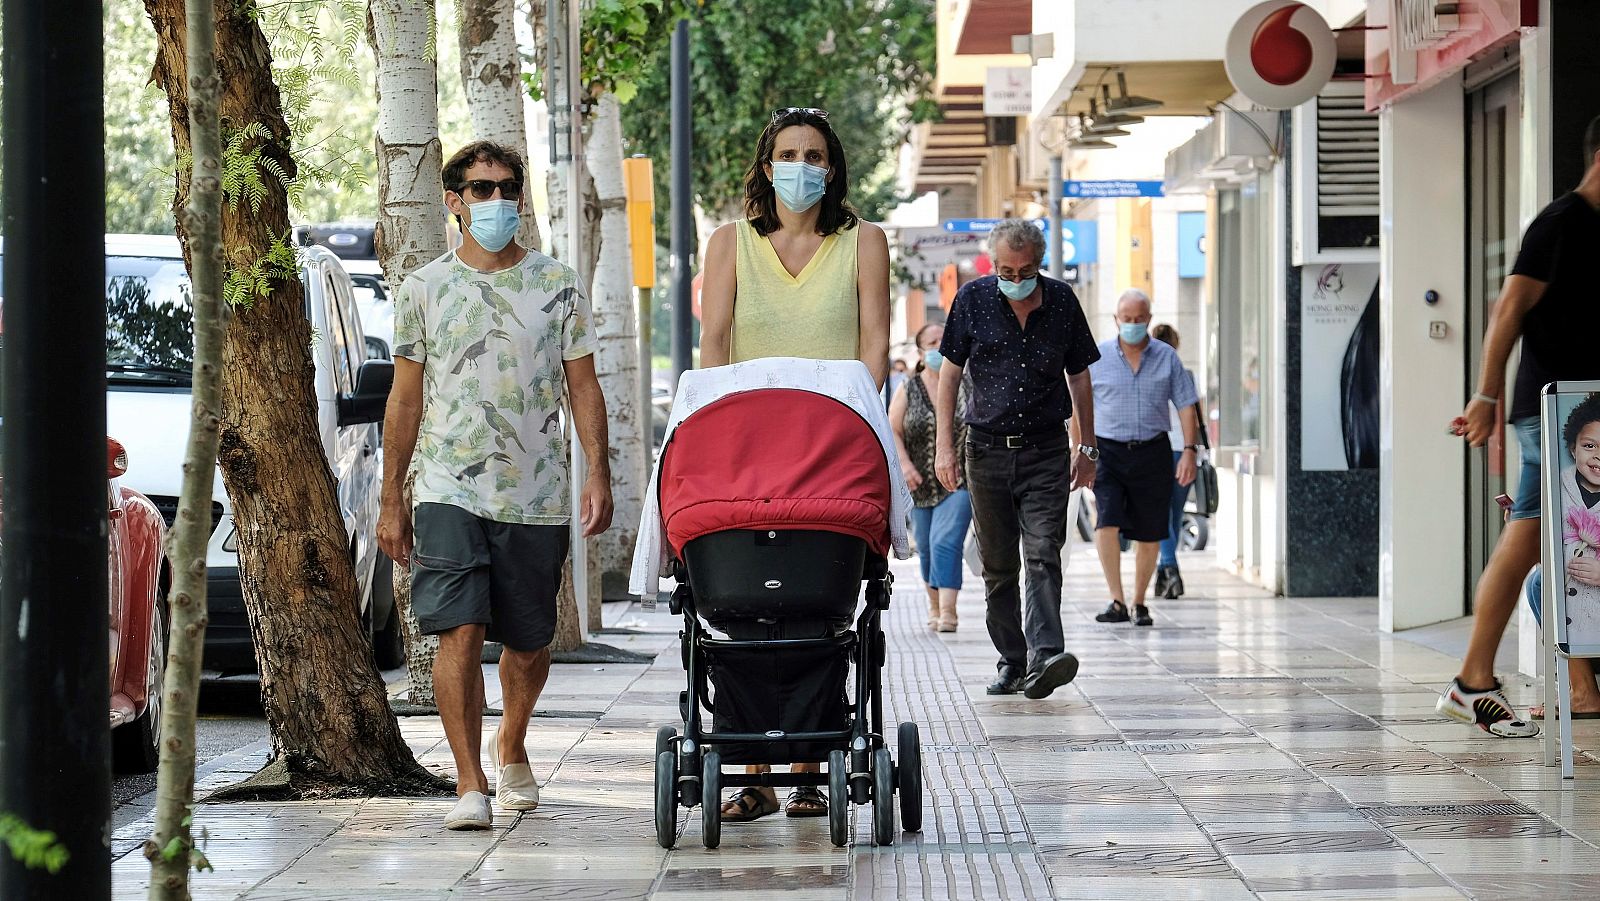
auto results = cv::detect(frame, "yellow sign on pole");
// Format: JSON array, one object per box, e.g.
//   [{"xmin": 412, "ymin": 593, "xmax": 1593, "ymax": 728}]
[{"xmin": 622, "ymin": 156, "xmax": 656, "ymax": 289}]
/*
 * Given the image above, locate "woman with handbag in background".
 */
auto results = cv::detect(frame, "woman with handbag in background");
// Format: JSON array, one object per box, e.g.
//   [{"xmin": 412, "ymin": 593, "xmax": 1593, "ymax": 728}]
[{"xmin": 1151, "ymin": 324, "xmax": 1203, "ymax": 600}]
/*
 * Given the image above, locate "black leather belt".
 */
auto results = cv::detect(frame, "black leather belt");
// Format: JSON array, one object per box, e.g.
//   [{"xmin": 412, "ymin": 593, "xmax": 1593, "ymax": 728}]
[
  {"xmin": 1099, "ymin": 436, "xmax": 1166, "ymax": 450},
  {"xmin": 966, "ymin": 427, "xmax": 1066, "ymax": 449}
]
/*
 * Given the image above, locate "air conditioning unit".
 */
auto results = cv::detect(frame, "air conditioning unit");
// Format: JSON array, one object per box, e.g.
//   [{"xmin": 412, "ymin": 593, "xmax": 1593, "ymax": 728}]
[{"xmin": 1292, "ymin": 82, "xmax": 1380, "ymax": 264}]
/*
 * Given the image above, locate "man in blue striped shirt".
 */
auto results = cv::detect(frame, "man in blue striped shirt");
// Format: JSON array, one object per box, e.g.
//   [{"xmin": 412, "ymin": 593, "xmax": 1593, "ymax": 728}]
[{"xmin": 1083, "ymin": 289, "xmax": 1198, "ymax": 627}]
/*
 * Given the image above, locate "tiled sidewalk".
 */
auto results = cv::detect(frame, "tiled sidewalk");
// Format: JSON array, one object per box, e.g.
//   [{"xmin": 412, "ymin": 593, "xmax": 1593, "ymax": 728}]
[{"xmin": 111, "ymin": 547, "xmax": 1600, "ymax": 900}]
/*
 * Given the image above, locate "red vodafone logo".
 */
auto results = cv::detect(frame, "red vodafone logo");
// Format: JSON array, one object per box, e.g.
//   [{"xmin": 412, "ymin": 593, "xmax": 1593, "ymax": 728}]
[{"xmin": 1225, "ymin": 0, "xmax": 1336, "ymax": 109}]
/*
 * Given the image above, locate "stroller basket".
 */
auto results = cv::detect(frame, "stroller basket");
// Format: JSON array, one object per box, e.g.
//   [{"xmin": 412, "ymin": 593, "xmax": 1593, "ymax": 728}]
[
  {"xmin": 708, "ymin": 635, "xmax": 853, "ymax": 763},
  {"xmin": 685, "ymin": 529, "xmax": 867, "ymax": 628}
]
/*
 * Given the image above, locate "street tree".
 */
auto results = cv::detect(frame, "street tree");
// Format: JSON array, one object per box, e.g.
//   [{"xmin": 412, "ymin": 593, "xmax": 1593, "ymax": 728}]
[
  {"xmin": 368, "ymin": 0, "xmax": 451, "ymax": 706},
  {"xmin": 528, "ymin": 0, "xmax": 668, "ymax": 613},
  {"xmin": 458, "ymin": 0, "xmax": 541, "ymax": 251},
  {"xmin": 584, "ymin": 91, "xmax": 646, "ymax": 599},
  {"xmin": 145, "ymin": 0, "xmax": 225, "ymax": 893},
  {"xmin": 142, "ymin": 0, "xmax": 439, "ymax": 793}
]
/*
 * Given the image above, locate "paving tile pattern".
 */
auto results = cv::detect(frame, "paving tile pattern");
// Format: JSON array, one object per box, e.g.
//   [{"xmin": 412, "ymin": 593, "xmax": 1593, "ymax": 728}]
[{"xmin": 105, "ymin": 547, "xmax": 1600, "ymax": 900}]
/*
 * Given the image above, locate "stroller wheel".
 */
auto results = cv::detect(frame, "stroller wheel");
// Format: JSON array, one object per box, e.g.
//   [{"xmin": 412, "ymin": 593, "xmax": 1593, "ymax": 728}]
[
  {"xmin": 654, "ymin": 750, "xmax": 679, "ymax": 849},
  {"xmin": 828, "ymin": 750, "xmax": 850, "ymax": 848},
  {"xmin": 701, "ymin": 750, "xmax": 722, "ymax": 849},
  {"xmin": 897, "ymin": 722, "xmax": 923, "ymax": 833},
  {"xmin": 655, "ymin": 725, "xmax": 679, "ymax": 758},
  {"xmin": 871, "ymin": 748, "xmax": 896, "ymax": 846}
]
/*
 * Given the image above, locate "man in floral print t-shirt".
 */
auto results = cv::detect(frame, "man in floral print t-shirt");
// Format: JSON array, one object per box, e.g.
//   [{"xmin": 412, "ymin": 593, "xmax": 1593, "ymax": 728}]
[
  {"xmin": 393, "ymin": 242, "xmax": 598, "ymax": 522},
  {"xmin": 377, "ymin": 141, "xmax": 613, "ymax": 832}
]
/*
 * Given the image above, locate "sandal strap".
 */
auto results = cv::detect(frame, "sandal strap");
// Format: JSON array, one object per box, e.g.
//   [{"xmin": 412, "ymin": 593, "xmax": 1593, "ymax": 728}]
[
  {"xmin": 786, "ymin": 786, "xmax": 826, "ymax": 803},
  {"xmin": 725, "ymin": 787, "xmax": 768, "ymax": 813}
]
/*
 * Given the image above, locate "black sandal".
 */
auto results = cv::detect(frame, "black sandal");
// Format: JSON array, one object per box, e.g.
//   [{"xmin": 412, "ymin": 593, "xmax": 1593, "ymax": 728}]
[
  {"xmin": 721, "ymin": 787, "xmax": 779, "ymax": 822},
  {"xmin": 784, "ymin": 786, "xmax": 828, "ymax": 818}
]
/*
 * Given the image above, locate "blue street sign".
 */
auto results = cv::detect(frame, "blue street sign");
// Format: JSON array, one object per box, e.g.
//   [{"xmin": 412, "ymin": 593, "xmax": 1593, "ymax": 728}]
[
  {"xmin": 1044, "ymin": 220, "xmax": 1097, "ymax": 266},
  {"xmin": 1063, "ymin": 179, "xmax": 1165, "ymax": 198},
  {"xmin": 941, "ymin": 218, "xmax": 1048, "ymax": 234},
  {"xmin": 938, "ymin": 218, "xmax": 1098, "ymax": 264}
]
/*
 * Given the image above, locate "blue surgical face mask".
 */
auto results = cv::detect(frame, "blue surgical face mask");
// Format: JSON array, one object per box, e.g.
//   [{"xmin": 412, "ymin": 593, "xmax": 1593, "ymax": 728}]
[
  {"xmin": 923, "ymin": 350, "xmax": 943, "ymax": 372},
  {"xmin": 466, "ymin": 199, "xmax": 520, "ymax": 252},
  {"xmin": 998, "ymin": 275, "xmax": 1037, "ymax": 301},
  {"xmin": 771, "ymin": 161, "xmax": 829, "ymax": 213},
  {"xmin": 1119, "ymin": 321, "xmax": 1149, "ymax": 344}
]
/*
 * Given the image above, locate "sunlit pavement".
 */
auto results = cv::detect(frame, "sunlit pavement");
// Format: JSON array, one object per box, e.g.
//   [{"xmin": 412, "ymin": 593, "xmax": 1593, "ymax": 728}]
[{"xmin": 109, "ymin": 547, "xmax": 1600, "ymax": 900}]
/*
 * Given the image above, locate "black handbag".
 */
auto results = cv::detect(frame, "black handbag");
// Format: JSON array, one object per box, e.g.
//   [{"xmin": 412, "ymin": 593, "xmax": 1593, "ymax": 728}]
[{"xmin": 1190, "ymin": 403, "xmax": 1219, "ymax": 516}]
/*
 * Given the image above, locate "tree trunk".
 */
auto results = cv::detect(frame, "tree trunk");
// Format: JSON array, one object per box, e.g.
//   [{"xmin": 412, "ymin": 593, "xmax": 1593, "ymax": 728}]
[
  {"xmin": 459, "ymin": 0, "xmax": 540, "ymax": 252},
  {"xmin": 368, "ymin": 0, "xmax": 449, "ymax": 707},
  {"xmin": 147, "ymin": 0, "xmax": 224, "ymax": 892},
  {"xmin": 529, "ymin": 0, "xmax": 588, "ymax": 650},
  {"xmin": 584, "ymin": 92, "xmax": 645, "ymax": 602},
  {"xmin": 144, "ymin": 0, "xmax": 433, "ymax": 790},
  {"xmin": 391, "ymin": 473, "xmax": 438, "ymax": 702}
]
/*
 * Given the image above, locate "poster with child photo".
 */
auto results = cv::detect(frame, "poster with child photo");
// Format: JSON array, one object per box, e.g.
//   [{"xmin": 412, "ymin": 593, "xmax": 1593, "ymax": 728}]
[{"xmin": 1553, "ymin": 391, "xmax": 1600, "ymax": 654}]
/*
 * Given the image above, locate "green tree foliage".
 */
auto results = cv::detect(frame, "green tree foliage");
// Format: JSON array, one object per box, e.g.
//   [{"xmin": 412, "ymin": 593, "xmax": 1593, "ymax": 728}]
[
  {"xmin": 620, "ymin": 0, "xmax": 937, "ymax": 236},
  {"xmin": 0, "ymin": 0, "xmax": 482, "ymax": 234},
  {"xmin": 0, "ymin": 813, "xmax": 69, "ymax": 875}
]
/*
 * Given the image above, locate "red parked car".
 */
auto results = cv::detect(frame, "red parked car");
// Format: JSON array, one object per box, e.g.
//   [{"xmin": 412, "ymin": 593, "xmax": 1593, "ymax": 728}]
[
  {"xmin": 0, "ymin": 437, "xmax": 171, "ymax": 770},
  {"xmin": 103, "ymin": 437, "xmax": 171, "ymax": 772}
]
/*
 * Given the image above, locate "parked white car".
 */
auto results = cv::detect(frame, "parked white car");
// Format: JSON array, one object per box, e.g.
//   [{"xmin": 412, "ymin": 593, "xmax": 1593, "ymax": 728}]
[
  {"xmin": 340, "ymin": 257, "xmax": 393, "ymax": 353},
  {"xmin": 95, "ymin": 234, "xmax": 401, "ymax": 672}
]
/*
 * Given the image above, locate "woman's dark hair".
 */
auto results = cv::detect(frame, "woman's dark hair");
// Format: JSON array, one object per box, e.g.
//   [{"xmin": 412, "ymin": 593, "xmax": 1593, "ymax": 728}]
[
  {"xmin": 742, "ymin": 109, "xmax": 858, "ymax": 237},
  {"xmin": 912, "ymin": 323, "xmax": 943, "ymax": 373},
  {"xmin": 1151, "ymin": 323, "xmax": 1178, "ymax": 348},
  {"xmin": 1564, "ymin": 393, "xmax": 1600, "ymax": 454}
]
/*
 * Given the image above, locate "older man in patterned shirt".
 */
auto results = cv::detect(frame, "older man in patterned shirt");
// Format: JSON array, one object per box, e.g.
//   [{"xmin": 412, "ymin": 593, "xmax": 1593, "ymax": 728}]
[
  {"xmin": 934, "ymin": 218, "xmax": 1101, "ymax": 699},
  {"xmin": 1086, "ymin": 289, "xmax": 1198, "ymax": 628},
  {"xmin": 377, "ymin": 141, "xmax": 613, "ymax": 830}
]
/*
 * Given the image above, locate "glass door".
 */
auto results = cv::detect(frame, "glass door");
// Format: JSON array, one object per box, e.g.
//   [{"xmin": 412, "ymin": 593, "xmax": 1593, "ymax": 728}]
[{"xmin": 1466, "ymin": 72, "xmax": 1522, "ymax": 612}]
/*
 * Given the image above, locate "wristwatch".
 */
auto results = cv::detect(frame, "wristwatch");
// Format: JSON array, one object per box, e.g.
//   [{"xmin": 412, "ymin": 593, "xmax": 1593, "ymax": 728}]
[
  {"xmin": 1184, "ymin": 444, "xmax": 1201, "ymax": 453},
  {"xmin": 1077, "ymin": 444, "xmax": 1100, "ymax": 462}
]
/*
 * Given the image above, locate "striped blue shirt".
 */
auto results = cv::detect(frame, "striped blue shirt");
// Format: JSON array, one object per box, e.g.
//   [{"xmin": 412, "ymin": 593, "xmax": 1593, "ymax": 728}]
[{"xmin": 1088, "ymin": 337, "xmax": 1198, "ymax": 443}]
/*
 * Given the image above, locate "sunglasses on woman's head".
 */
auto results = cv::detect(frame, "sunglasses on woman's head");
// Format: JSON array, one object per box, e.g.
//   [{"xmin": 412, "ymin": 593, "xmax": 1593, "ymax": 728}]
[
  {"xmin": 771, "ymin": 107, "xmax": 829, "ymax": 123},
  {"xmin": 454, "ymin": 179, "xmax": 523, "ymax": 201}
]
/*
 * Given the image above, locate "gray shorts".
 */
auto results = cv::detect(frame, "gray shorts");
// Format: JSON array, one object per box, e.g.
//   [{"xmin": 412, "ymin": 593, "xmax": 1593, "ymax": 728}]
[{"xmin": 410, "ymin": 503, "xmax": 569, "ymax": 651}]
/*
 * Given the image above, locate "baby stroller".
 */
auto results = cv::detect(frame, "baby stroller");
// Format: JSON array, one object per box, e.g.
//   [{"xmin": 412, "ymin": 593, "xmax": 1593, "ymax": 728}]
[{"xmin": 650, "ymin": 385, "xmax": 923, "ymax": 849}]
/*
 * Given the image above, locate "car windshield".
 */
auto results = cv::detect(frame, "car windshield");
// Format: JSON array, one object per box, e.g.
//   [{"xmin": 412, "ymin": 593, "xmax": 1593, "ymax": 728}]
[{"xmin": 106, "ymin": 255, "xmax": 194, "ymax": 374}]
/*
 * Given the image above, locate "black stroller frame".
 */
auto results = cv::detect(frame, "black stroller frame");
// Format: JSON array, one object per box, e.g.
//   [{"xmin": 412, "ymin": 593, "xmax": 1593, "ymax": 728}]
[{"xmin": 651, "ymin": 539, "xmax": 924, "ymax": 850}]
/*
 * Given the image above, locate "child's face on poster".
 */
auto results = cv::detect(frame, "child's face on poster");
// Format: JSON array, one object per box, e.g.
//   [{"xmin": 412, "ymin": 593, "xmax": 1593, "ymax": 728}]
[{"xmin": 1577, "ymin": 422, "xmax": 1600, "ymax": 492}]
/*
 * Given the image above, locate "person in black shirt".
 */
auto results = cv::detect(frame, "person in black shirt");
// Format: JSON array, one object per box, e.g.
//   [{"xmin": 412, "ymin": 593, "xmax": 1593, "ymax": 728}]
[
  {"xmin": 1438, "ymin": 115, "xmax": 1600, "ymax": 736},
  {"xmin": 934, "ymin": 218, "xmax": 1100, "ymax": 698}
]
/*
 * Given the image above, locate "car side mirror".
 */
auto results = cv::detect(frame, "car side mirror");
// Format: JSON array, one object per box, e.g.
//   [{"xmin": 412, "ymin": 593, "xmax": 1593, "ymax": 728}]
[
  {"xmin": 365, "ymin": 335, "xmax": 391, "ymax": 361},
  {"xmin": 107, "ymin": 438, "xmax": 129, "ymax": 479},
  {"xmin": 338, "ymin": 359, "xmax": 393, "ymax": 427}
]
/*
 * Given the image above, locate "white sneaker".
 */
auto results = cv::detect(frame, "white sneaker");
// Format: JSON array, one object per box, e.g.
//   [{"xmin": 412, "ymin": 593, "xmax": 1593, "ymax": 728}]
[
  {"xmin": 490, "ymin": 726, "xmax": 541, "ymax": 811},
  {"xmin": 1436, "ymin": 677, "xmax": 1540, "ymax": 738},
  {"xmin": 444, "ymin": 791, "xmax": 493, "ymax": 830}
]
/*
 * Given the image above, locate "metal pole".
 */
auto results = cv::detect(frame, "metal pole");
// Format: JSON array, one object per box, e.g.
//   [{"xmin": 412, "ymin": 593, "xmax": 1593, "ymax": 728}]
[
  {"xmin": 561, "ymin": 0, "xmax": 590, "ymax": 638},
  {"xmin": 0, "ymin": 0, "xmax": 110, "ymax": 895},
  {"xmin": 669, "ymin": 20, "xmax": 693, "ymax": 385},
  {"xmin": 1048, "ymin": 153, "xmax": 1064, "ymax": 281},
  {"xmin": 639, "ymin": 286, "xmax": 653, "ymax": 443}
]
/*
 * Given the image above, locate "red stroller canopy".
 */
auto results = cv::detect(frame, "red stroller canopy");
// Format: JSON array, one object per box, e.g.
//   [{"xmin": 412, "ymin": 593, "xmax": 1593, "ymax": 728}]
[{"xmin": 658, "ymin": 389, "xmax": 892, "ymax": 558}]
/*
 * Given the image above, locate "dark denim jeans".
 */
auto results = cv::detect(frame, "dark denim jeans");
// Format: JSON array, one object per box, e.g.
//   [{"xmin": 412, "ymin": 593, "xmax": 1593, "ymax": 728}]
[{"xmin": 964, "ymin": 433, "xmax": 1072, "ymax": 675}]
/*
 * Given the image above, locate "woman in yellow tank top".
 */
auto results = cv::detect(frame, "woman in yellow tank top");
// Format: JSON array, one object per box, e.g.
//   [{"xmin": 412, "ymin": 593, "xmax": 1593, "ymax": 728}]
[
  {"xmin": 699, "ymin": 107, "xmax": 890, "ymax": 387},
  {"xmin": 697, "ymin": 108, "xmax": 892, "ymax": 824}
]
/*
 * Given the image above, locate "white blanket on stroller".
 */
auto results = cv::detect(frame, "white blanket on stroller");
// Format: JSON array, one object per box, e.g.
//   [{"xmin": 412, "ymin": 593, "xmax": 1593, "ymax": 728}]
[{"xmin": 629, "ymin": 357, "xmax": 913, "ymax": 598}]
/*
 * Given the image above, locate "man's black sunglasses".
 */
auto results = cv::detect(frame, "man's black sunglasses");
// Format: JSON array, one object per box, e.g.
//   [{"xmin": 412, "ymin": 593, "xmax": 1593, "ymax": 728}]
[
  {"xmin": 453, "ymin": 179, "xmax": 523, "ymax": 201},
  {"xmin": 771, "ymin": 107, "xmax": 829, "ymax": 123}
]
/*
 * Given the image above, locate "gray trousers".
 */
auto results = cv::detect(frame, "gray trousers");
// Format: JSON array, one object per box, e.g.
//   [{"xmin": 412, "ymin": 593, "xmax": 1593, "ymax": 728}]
[{"xmin": 964, "ymin": 432, "xmax": 1072, "ymax": 674}]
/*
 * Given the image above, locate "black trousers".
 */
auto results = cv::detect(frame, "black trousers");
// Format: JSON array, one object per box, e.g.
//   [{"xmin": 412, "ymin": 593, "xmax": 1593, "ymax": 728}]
[{"xmin": 963, "ymin": 432, "xmax": 1072, "ymax": 675}]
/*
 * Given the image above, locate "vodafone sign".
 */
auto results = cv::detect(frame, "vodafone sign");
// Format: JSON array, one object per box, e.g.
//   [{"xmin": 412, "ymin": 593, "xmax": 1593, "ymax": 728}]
[{"xmin": 1224, "ymin": 1, "xmax": 1337, "ymax": 110}]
